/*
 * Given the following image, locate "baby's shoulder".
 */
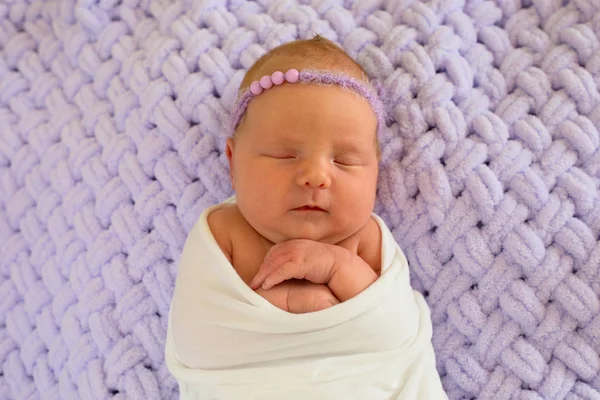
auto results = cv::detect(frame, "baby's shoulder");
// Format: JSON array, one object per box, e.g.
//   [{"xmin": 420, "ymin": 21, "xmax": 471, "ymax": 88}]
[
  {"xmin": 337, "ymin": 217, "xmax": 382, "ymax": 273},
  {"xmin": 207, "ymin": 203, "xmax": 242, "ymax": 226},
  {"xmin": 356, "ymin": 217, "xmax": 382, "ymax": 274},
  {"xmin": 207, "ymin": 204, "xmax": 245, "ymax": 263}
]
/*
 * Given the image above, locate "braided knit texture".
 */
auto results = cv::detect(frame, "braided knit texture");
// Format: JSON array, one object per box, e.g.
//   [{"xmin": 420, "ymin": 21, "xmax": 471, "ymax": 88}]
[{"xmin": 1, "ymin": 0, "xmax": 600, "ymax": 399}]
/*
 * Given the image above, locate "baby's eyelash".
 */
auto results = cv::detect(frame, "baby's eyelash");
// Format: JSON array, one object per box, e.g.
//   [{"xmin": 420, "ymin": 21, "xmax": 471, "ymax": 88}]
[
  {"xmin": 265, "ymin": 153, "xmax": 295, "ymax": 159},
  {"xmin": 333, "ymin": 156, "xmax": 362, "ymax": 166},
  {"xmin": 334, "ymin": 160, "xmax": 352, "ymax": 166}
]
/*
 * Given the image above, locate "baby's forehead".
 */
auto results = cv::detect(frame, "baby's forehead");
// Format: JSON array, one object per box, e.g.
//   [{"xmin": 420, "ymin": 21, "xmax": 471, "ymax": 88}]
[{"xmin": 248, "ymin": 85, "xmax": 377, "ymax": 138}]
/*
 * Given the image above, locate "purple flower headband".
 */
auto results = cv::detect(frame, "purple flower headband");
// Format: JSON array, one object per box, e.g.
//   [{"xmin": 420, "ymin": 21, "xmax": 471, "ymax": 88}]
[{"xmin": 230, "ymin": 69, "xmax": 387, "ymax": 136}]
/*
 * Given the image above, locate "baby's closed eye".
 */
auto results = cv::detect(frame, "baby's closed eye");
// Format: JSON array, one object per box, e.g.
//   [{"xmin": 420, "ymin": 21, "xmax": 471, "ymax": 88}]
[
  {"xmin": 334, "ymin": 154, "xmax": 364, "ymax": 166},
  {"xmin": 261, "ymin": 149, "xmax": 297, "ymax": 159},
  {"xmin": 270, "ymin": 154, "xmax": 296, "ymax": 160}
]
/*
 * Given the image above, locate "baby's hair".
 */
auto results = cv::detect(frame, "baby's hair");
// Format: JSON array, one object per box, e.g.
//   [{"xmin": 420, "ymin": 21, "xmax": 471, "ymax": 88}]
[{"xmin": 240, "ymin": 35, "xmax": 368, "ymax": 91}]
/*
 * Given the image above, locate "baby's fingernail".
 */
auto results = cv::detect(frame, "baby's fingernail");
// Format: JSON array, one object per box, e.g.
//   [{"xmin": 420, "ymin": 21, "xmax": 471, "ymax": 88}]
[{"xmin": 261, "ymin": 282, "xmax": 270, "ymax": 290}]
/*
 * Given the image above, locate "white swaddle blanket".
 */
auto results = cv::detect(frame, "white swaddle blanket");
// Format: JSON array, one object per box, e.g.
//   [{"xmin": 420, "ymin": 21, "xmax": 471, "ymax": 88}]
[{"xmin": 165, "ymin": 198, "xmax": 447, "ymax": 399}]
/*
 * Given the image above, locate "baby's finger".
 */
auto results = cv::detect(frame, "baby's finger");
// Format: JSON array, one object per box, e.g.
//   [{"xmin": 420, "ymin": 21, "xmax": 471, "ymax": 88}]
[
  {"xmin": 249, "ymin": 270, "xmax": 268, "ymax": 290},
  {"xmin": 249, "ymin": 252, "xmax": 290, "ymax": 289},
  {"xmin": 249, "ymin": 241, "xmax": 306, "ymax": 289},
  {"xmin": 261, "ymin": 261, "xmax": 305, "ymax": 290}
]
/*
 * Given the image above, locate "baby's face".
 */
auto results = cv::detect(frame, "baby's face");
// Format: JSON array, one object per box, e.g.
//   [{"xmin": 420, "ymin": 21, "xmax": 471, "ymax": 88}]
[{"xmin": 227, "ymin": 82, "xmax": 378, "ymax": 245}]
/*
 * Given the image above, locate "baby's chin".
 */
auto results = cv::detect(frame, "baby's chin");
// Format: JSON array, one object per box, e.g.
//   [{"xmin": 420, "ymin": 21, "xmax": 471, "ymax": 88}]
[{"xmin": 255, "ymin": 222, "xmax": 356, "ymax": 245}]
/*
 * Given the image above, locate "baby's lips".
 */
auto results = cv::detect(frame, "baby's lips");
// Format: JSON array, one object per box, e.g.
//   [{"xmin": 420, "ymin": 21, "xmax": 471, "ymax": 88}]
[{"xmin": 293, "ymin": 205, "xmax": 326, "ymax": 211}]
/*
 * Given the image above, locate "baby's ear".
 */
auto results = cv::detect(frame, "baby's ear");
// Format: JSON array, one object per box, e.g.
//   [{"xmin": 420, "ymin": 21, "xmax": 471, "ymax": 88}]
[{"xmin": 225, "ymin": 138, "xmax": 235, "ymax": 189}]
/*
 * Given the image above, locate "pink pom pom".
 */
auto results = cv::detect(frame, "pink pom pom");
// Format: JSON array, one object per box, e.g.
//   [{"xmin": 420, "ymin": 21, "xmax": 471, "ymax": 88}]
[
  {"xmin": 285, "ymin": 69, "xmax": 299, "ymax": 83},
  {"xmin": 271, "ymin": 71, "xmax": 285, "ymax": 85},
  {"xmin": 260, "ymin": 75, "xmax": 273, "ymax": 89},
  {"xmin": 250, "ymin": 81, "xmax": 263, "ymax": 95}
]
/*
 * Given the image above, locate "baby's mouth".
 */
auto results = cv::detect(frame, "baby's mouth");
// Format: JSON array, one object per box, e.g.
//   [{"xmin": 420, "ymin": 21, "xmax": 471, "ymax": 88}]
[{"xmin": 293, "ymin": 205, "xmax": 326, "ymax": 212}]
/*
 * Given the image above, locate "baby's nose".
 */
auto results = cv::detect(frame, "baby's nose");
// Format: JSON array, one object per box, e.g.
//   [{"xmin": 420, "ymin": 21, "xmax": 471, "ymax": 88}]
[
  {"xmin": 297, "ymin": 161, "xmax": 331, "ymax": 189},
  {"xmin": 304, "ymin": 175, "xmax": 330, "ymax": 188}
]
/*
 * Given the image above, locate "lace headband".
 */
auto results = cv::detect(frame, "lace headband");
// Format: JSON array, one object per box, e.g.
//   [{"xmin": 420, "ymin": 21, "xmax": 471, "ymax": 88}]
[{"xmin": 230, "ymin": 69, "xmax": 387, "ymax": 135}]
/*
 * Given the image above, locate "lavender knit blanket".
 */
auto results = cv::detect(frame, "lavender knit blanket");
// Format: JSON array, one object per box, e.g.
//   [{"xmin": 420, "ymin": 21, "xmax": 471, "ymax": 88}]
[{"xmin": 2, "ymin": 0, "xmax": 600, "ymax": 399}]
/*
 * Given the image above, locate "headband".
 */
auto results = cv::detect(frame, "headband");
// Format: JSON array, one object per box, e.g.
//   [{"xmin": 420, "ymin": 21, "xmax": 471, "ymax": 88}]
[{"xmin": 230, "ymin": 69, "xmax": 387, "ymax": 135}]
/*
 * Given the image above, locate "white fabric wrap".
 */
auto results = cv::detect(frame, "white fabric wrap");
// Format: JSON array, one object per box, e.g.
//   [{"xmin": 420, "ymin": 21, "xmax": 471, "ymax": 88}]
[{"xmin": 166, "ymin": 200, "xmax": 447, "ymax": 399}]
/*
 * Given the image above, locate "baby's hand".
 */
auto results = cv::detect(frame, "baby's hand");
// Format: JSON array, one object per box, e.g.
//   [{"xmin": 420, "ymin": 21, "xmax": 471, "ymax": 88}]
[
  {"xmin": 250, "ymin": 239, "xmax": 337, "ymax": 291},
  {"xmin": 251, "ymin": 238, "xmax": 379, "ymax": 303},
  {"xmin": 256, "ymin": 280, "xmax": 339, "ymax": 314}
]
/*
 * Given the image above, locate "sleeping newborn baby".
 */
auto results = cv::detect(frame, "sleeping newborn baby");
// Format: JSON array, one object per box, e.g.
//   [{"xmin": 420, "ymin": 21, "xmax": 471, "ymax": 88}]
[{"xmin": 165, "ymin": 36, "xmax": 447, "ymax": 399}]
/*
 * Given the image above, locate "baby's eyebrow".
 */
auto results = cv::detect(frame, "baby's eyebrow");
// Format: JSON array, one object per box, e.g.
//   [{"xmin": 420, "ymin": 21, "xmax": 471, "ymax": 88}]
[
  {"xmin": 262, "ymin": 137, "xmax": 300, "ymax": 148},
  {"xmin": 334, "ymin": 140, "xmax": 366, "ymax": 154}
]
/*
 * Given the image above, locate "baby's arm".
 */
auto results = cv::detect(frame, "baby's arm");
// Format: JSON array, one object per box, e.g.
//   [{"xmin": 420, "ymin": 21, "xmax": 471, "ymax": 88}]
[
  {"xmin": 326, "ymin": 217, "xmax": 382, "ymax": 301},
  {"xmin": 328, "ymin": 250, "xmax": 378, "ymax": 302},
  {"xmin": 256, "ymin": 280, "xmax": 339, "ymax": 313},
  {"xmin": 207, "ymin": 207, "xmax": 233, "ymax": 263},
  {"xmin": 209, "ymin": 206, "xmax": 337, "ymax": 313}
]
